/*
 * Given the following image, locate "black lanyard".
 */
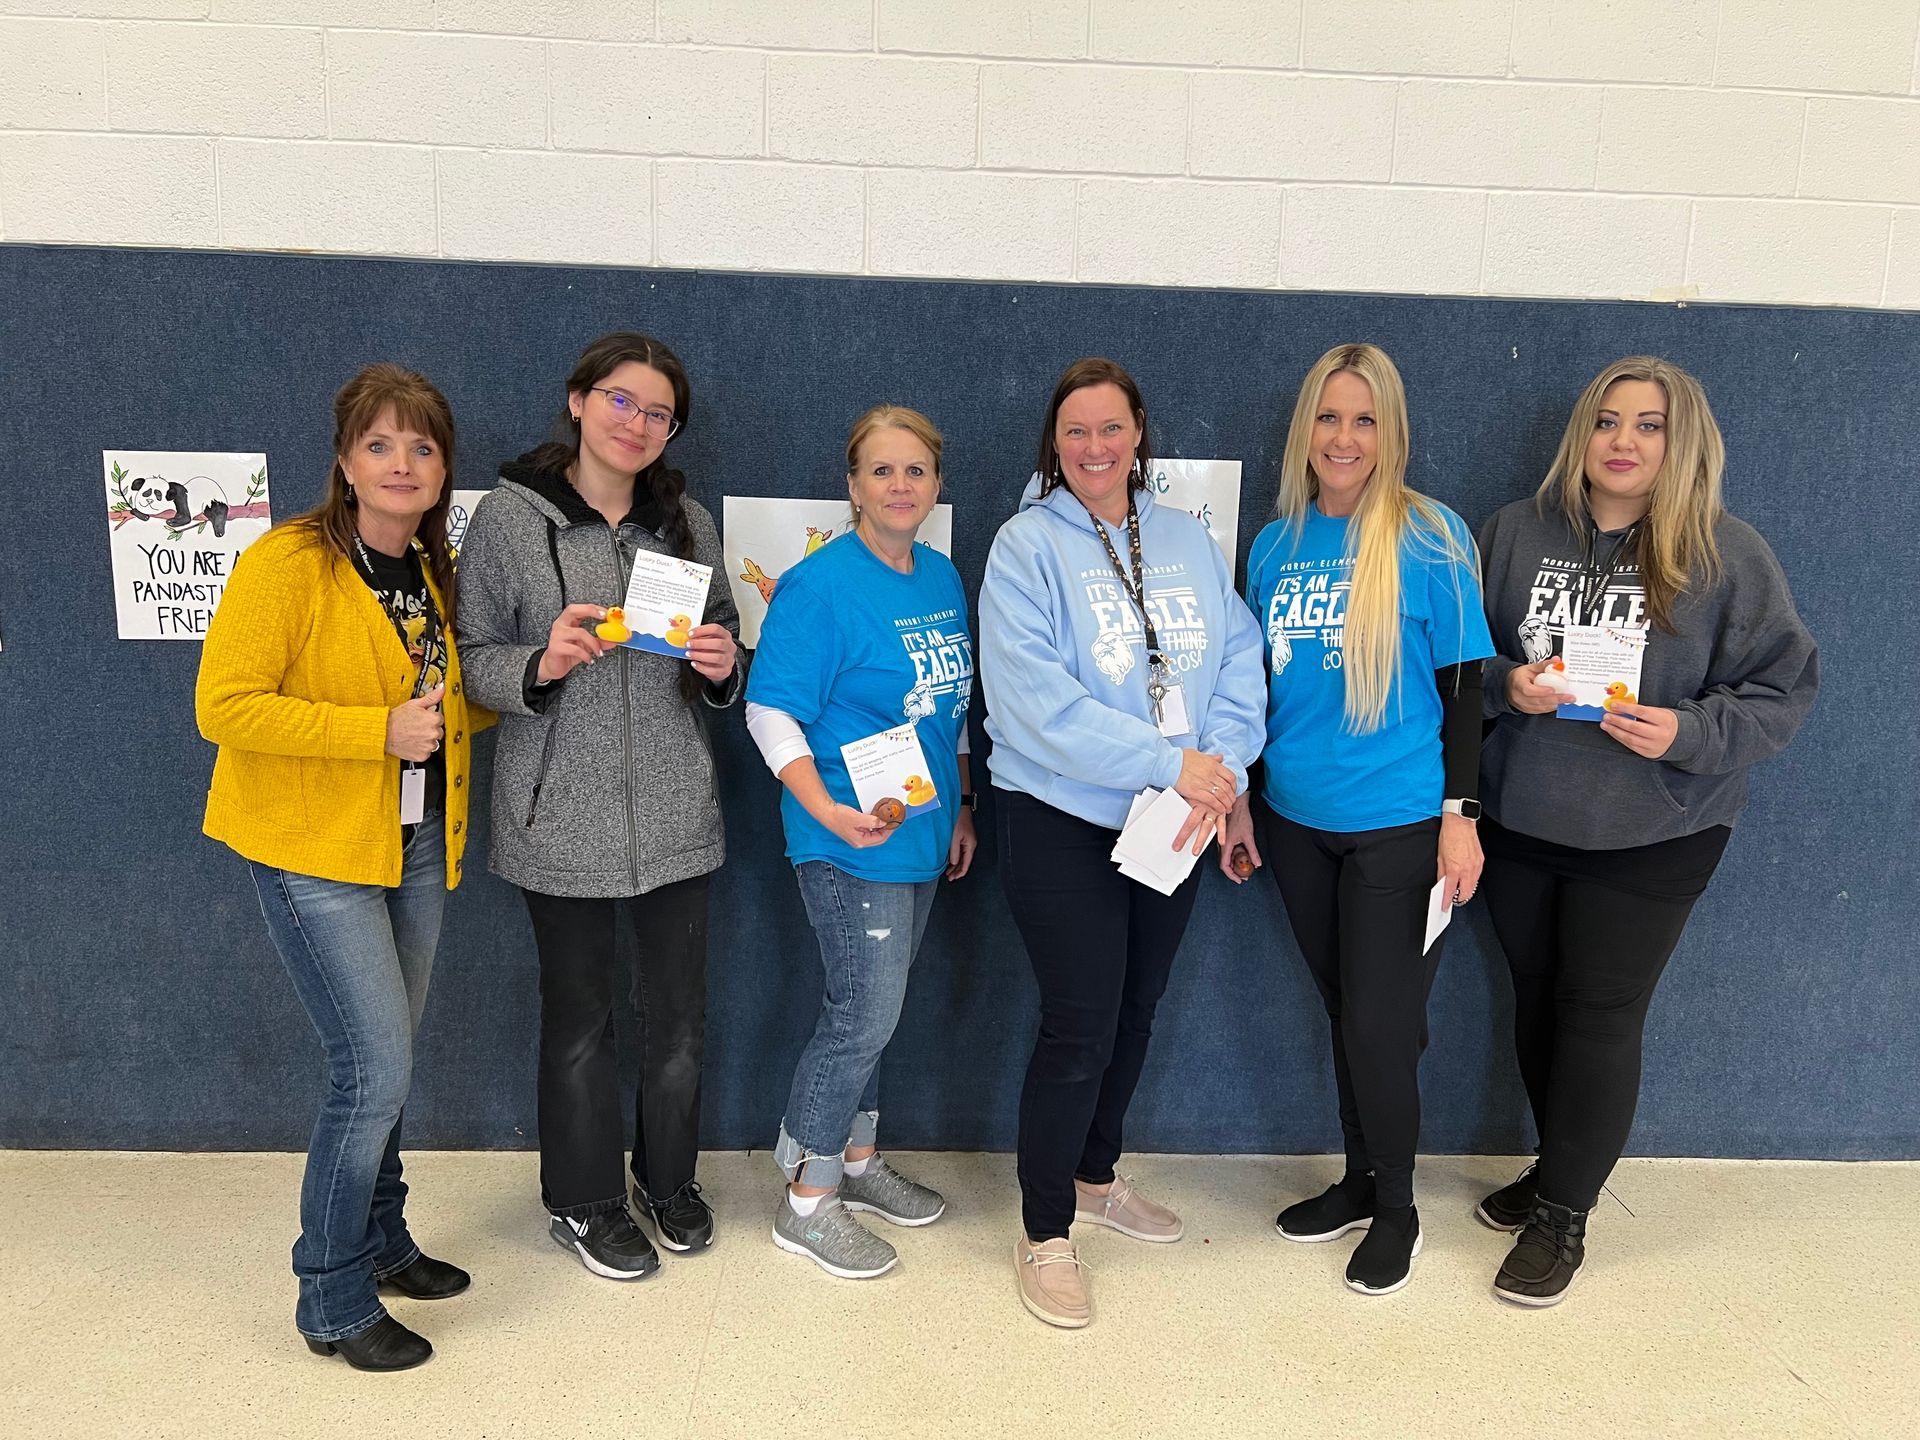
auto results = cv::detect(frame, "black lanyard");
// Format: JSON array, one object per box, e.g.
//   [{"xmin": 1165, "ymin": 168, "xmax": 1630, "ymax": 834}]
[
  {"xmin": 1577, "ymin": 521, "xmax": 1640, "ymax": 628},
  {"xmin": 1088, "ymin": 493, "xmax": 1165, "ymax": 662}
]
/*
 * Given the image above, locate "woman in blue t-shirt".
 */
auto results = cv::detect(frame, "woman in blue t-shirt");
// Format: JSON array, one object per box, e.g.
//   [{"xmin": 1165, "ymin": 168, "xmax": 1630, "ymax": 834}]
[
  {"xmin": 1223, "ymin": 343, "xmax": 1494, "ymax": 1298},
  {"xmin": 744, "ymin": 405, "xmax": 977, "ymax": 1281}
]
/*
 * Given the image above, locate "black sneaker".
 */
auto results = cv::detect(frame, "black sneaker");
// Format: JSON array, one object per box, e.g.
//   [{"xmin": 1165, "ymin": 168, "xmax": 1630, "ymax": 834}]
[
  {"xmin": 1345, "ymin": 1204, "xmax": 1422, "ymax": 1295},
  {"xmin": 548, "ymin": 1208, "xmax": 660, "ymax": 1280},
  {"xmin": 1475, "ymin": 1163, "xmax": 1539, "ymax": 1231},
  {"xmin": 635, "ymin": 1178, "xmax": 715, "ymax": 1253},
  {"xmin": 1277, "ymin": 1173, "xmax": 1375, "ymax": 1242},
  {"xmin": 1493, "ymin": 1199, "xmax": 1587, "ymax": 1307}
]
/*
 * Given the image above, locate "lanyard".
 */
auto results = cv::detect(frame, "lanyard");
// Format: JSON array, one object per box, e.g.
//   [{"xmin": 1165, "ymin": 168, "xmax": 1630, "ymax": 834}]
[
  {"xmin": 1088, "ymin": 493, "xmax": 1165, "ymax": 661},
  {"xmin": 1578, "ymin": 521, "xmax": 1640, "ymax": 628}
]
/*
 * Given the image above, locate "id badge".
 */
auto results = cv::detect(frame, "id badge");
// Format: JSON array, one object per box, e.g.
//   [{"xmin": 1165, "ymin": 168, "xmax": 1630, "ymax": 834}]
[
  {"xmin": 1156, "ymin": 681, "xmax": 1191, "ymax": 738},
  {"xmin": 400, "ymin": 766, "xmax": 426, "ymax": 825}
]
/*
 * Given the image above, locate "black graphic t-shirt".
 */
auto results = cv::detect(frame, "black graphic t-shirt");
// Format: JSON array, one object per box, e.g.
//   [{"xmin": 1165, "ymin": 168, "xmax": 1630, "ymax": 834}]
[{"xmin": 354, "ymin": 540, "xmax": 447, "ymax": 823}]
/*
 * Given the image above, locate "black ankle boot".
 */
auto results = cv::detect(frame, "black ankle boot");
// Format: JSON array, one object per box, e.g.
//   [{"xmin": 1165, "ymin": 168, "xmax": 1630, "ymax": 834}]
[
  {"xmin": 1345, "ymin": 1203, "xmax": 1421, "ymax": 1295},
  {"xmin": 379, "ymin": 1252, "xmax": 471, "ymax": 1300},
  {"xmin": 1493, "ymin": 1198, "xmax": 1588, "ymax": 1307},
  {"xmin": 304, "ymin": 1314, "xmax": 433, "ymax": 1371}
]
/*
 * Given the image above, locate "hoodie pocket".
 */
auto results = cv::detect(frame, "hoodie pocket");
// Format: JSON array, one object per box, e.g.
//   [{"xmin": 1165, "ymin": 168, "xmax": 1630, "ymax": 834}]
[{"xmin": 524, "ymin": 719, "xmax": 563, "ymax": 828}]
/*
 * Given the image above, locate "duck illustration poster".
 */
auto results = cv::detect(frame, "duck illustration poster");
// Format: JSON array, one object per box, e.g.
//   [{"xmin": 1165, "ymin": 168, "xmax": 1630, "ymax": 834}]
[
  {"xmin": 103, "ymin": 450, "xmax": 272, "ymax": 640},
  {"xmin": 607, "ymin": 550, "xmax": 712, "ymax": 658},
  {"xmin": 723, "ymin": 497, "xmax": 956, "ymax": 649}
]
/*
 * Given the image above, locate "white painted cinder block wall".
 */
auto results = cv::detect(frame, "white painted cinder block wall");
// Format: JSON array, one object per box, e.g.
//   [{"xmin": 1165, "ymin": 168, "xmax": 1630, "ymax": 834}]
[{"xmin": 2, "ymin": 1, "xmax": 1917, "ymax": 309}]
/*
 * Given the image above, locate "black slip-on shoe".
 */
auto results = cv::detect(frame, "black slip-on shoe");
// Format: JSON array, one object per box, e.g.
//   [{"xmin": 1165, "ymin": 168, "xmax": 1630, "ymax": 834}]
[
  {"xmin": 1277, "ymin": 1173, "xmax": 1376, "ymax": 1242},
  {"xmin": 1345, "ymin": 1205, "xmax": 1422, "ymax": 1296},
  {"xmin": 1475, "ymin": 1163, "xmax": 1540, "ymax": 1231}
]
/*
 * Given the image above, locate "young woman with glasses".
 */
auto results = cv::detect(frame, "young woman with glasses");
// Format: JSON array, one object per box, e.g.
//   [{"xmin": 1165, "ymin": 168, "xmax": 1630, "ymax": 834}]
[{"xmin": 459, "ymin": 332, "xmax": 743, "ymax": 1282}]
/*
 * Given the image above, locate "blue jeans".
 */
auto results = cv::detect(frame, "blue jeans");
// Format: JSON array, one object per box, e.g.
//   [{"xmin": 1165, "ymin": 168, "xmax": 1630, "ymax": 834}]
[
  {"xmin": 774, "ymin": 861, "xmax": 937, "ymax": 1189},
  {"xmin": 248, "ymin": 811, "xmax": 445, "ymax": 1342}
]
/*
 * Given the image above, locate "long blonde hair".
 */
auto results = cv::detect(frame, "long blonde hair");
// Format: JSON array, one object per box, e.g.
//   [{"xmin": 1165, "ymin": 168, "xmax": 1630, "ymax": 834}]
[
  {"xmin": 1275, "ymin": 344, "xmax": 1473, "ymax": 733},
  {"xmin": 1537, "ymin": 356, "xmax": 1724, "ymax": 633}
]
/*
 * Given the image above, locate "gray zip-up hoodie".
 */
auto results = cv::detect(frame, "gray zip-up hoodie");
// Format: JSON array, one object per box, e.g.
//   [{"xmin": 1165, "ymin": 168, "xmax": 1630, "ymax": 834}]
[
  {"xmin": 1479, "ymin": 497, "xmax": 1817, "ymax": 850},
  {"xmin": 458, "ymin": 455, "xmax": 743, "ymax": 897}
]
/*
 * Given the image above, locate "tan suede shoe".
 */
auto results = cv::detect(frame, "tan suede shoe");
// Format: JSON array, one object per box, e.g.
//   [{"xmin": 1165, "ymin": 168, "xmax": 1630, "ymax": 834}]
[
  {"xmin": 1015, "ymin": 1235, "xmax": 1091, "ymax": 1328},
  {"xmin": 1073, "ymin": 1173, "xmax": 1184, "ymax": 1242}
]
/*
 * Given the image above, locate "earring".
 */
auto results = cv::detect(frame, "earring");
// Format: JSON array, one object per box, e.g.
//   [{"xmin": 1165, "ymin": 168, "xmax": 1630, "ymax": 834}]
[{"xmin": 345, "ymin": 484, "xmax": 357, "ymax": 507}]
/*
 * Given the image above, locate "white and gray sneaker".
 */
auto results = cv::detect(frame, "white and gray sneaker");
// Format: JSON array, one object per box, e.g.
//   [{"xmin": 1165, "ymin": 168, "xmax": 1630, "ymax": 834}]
[
  {"xmin": 771, "ymin": 1195, "xmax": 898, "ymax": 1279},
  {"xmin": 839, "ymin": 1158, "xmax": 946, "ymax": 1227}
]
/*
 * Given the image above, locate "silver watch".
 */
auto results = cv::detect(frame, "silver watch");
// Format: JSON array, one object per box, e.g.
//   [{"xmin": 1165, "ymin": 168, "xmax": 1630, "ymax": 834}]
[{"xmin": 1442, "ymin": 798, "xmax": 1482, "ymax": 821}]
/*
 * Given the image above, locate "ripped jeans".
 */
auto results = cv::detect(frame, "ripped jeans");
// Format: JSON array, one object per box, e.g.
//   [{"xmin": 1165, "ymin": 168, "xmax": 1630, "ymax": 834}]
[{"xmin": 774, "ymin": 860, "xmax": 938, "ymax": 1189}]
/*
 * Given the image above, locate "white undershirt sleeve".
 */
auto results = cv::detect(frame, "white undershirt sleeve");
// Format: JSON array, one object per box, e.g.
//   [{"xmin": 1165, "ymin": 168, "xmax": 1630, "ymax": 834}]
[
  {"xmin": 957, "ymin": 725, "xmax": 970, "ymax": 756},
  {"xmin": 745, "ymin": 701, "xmax": 813, "ymax": 777}
]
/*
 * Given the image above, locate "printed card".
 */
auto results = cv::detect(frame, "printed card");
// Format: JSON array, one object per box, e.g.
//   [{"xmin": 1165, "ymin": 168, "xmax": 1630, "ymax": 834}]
[
  {"xmin": 840, "ymin": 725, "xmax": 941, "ymax": 821},
  {"xmin": 607, "ymin": 550, "xmax": 712, "ymax": 658},
  {"xmin": 1552, "ymin": 622, "xmax": 1648, "ymax": 723}
]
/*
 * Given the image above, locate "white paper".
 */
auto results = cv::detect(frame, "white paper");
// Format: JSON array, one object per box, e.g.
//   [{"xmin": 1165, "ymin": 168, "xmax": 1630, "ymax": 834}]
[
  {"xmin": 1144, "ymin": 458, "xmax": 1241, "ymax": 565},
  {"xmin": 104, "ymin": 450, "xmax": 273, "ymax": 640},
  {"xmin": 1554, "ymin": 622, "xmax": 1648, "ymax": 723},
  {"xmin": 1110, "ymin": 787, "xmax": 1205, "ymax": 894},
  {"xmin": 840, "ymin": 724, "xmax": 941, "ymax": 820},
  {"xmin": 447, "ymin": 487, "xmax": 490, "ymax": 556},
  {"xmin": 1423, "ymin": 878, "xmax": 1453, "ymax": 955},
  {"xmin": 608, "ymin": 550, "xmax": 712, "ymax": 658},
  {"xmin": 723, "ymin": 497, "xmax": 955, "ymax": 648}
]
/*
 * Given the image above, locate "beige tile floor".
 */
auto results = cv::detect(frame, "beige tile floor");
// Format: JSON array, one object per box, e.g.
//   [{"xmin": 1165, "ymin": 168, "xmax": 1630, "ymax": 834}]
[{"xmin": 2, "ymin": 1150, "xmax": 1913, "ymax": 1439}]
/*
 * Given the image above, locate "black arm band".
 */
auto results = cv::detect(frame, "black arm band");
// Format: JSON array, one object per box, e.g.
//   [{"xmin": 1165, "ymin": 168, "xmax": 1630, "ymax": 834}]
[{"xmin": 1437, "ymin": 660, "xmax": 1484, "ymax": 802}]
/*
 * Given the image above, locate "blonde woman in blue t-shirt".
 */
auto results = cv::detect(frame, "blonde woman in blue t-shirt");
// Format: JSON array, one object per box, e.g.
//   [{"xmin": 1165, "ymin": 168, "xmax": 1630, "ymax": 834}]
[{"xmin": 1224, "ymin": 343, "xmax": 1494, "ymax": 1297}]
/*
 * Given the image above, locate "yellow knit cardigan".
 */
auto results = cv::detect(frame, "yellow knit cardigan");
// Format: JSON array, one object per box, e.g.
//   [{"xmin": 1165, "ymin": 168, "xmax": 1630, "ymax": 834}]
[{"xmin": 196, "ymin": 523, "xmax": 495, "ymax": 889}]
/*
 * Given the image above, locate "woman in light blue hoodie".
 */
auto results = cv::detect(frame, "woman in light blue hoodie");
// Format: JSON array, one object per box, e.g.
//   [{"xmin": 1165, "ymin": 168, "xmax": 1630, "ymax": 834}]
[{"xmin": 980, "ymin": 357, "xmax": 1266, "ymax": 1329}]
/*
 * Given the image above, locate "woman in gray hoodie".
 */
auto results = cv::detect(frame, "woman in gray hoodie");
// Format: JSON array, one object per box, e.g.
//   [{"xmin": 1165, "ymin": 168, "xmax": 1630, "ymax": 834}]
[
  {"xmin": 458, "ymin": 333, "xmax": 743, "ymax": 1282},
  {"xmin": 1475, "ymin": 357, "xmax": 1817, "ymax": 1308}
]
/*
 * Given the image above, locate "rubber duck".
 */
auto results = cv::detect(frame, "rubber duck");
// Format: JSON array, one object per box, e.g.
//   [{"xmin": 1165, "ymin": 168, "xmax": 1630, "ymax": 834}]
[
  {"xmin": 664, "ymin": 613, "xmax": 692, "ymax": 648},
  {"xmin": 870, "ymin": 796, "xmax": 905, "ymax": 828},
  {"xmin": 1603, "ymin": 681, "xmax": 1637, "ymax": 710},
  {"xmin": 595, "ymin": 606, "xmax": 632, "ymax": 643},
  {"xmin": 903, "ymin": 774, "xmax": 936, "ymax": 807}
]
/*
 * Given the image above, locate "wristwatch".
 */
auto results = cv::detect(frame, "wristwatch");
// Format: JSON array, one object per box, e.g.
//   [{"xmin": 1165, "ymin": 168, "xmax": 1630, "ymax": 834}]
[
  {"xmin": 1441, "ymin": 798, "xmax": 1482, "ymax": 820},
  {"xmin": 958, "ymin": 792, "xmax": 980, "ymax": 812}
]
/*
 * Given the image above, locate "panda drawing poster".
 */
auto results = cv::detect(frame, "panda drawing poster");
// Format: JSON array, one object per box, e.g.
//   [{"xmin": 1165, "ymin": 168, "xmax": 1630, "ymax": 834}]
[{"xmin": 104, "ymin": 450, "xmax": 272, "ymax": 640}]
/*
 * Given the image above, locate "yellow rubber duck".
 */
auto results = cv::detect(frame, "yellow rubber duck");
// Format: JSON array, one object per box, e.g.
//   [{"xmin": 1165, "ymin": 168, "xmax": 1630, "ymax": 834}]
[
  {"xmin": 595, "ymin": 606, "xmax": 632, "ymax": 644},
  {"xmin": 664, "ymin": 613, "xmax": 693, "ymax": 649},
  {"xmin": 903, "ymin": 774, "xmax": 936, "ymax": 807},
  {"xmin": 1603, "ymin": 681, "xmax": 1637, "ymax": 710}
]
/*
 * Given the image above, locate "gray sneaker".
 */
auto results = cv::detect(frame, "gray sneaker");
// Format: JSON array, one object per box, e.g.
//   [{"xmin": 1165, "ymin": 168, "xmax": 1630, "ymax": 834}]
[
  {"xmin": 839, "ymin": 1158, "xmax": 946, "ymax": 1227},
  {"xmin": 771, "ymin": 1195, "xmax": 898, "ymax": 1279}
]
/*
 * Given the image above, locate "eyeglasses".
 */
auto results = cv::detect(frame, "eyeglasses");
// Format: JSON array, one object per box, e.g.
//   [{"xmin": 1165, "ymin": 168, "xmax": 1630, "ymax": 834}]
[{"xmin": 590, "ymin": 388, "xmax": 680, "ymax": 438}]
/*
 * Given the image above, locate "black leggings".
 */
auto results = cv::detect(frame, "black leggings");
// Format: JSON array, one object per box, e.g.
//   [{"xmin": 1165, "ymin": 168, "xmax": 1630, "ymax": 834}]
[
  {"xmin": 1480, "ymin": 820, "xmax": 1729, "ymax": 1211},
  {"xmin": 520, "ymin": 876, "xmax": 710, "ymax": 1217},
  {"xmin": 1264, "ymin": 807, "xmax": 1443, "ymax": 1210},
  {"xmin": 999, "ymin": 789, "xmax": 1202, "ymax": 1243}
]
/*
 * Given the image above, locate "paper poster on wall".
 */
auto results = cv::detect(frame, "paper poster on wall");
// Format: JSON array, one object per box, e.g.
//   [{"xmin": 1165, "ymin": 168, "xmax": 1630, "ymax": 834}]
[
  {"xmin": 1146, "ymin": 459, "xmax": 1242, "ymax": 565},
  {"xmin": 448, "ymin": 488, "xmax": 489, "ymax": 557},
  {"xmin": 723, "ymin": 497, "xmax": 955, "ymax": 648},
  {"xmin": 104, "ymin": 451, "xmax": 272, "ymax": 640}
]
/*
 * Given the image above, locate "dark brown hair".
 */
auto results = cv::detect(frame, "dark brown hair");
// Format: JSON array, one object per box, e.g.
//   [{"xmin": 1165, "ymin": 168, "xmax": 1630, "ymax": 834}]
[
  {"xmin": 1034, "ymin": 356, "xmax": 1153, "ymax": 496},
  {"xmin": 292, "ymin": 362, "xmax": 459, "ymax": 630}
]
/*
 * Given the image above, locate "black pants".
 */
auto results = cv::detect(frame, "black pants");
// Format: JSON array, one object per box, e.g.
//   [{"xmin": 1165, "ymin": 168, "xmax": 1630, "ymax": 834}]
[
  {"xmin": 521, "ymin": 875, "xmax": 710, "ymax": 1217},
  {"xmin": 1000, "ymin": 789, "xmax": 1202, "ymax": 1242},
  {"xmin": 1264, "ymin": 807, "xmax": 1443, "ymax": 1210},
  {"xmin": 1481, "ymin": 819, "xmax": 1729, "ymax": 1211}
]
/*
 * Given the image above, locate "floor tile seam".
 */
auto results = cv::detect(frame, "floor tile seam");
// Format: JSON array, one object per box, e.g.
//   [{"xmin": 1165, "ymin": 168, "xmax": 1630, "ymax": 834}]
[
  {"xmin": 682, "ymin": 1238, "xmax": 735, "ymax": 1434},
  {"xmin": 1711, "ymin": 1296, "xmax": 1864, "ymax": 1439}
]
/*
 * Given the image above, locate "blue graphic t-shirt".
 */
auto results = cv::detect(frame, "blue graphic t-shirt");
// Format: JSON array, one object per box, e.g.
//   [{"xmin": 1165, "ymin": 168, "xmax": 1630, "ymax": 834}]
[
  {"xmin": 1244, "ymin": 500, "xmax": 1494, "ymax": 832},
  {"xmin": 746, "ymin": 531, "xmax": 974, "ymax": 883}
]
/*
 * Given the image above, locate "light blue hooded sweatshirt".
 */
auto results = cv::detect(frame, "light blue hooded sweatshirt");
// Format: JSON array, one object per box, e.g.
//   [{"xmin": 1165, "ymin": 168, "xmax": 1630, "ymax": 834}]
[{"xmin": 980, "ymin": 474, "xmax": 1268, "ymax": 830}]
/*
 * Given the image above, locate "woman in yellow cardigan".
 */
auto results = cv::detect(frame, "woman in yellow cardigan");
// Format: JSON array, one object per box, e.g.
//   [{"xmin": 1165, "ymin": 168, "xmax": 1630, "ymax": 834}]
[{"xmin": 197, "ymin": 364, "xmax": 491, "ymax": 1373}]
